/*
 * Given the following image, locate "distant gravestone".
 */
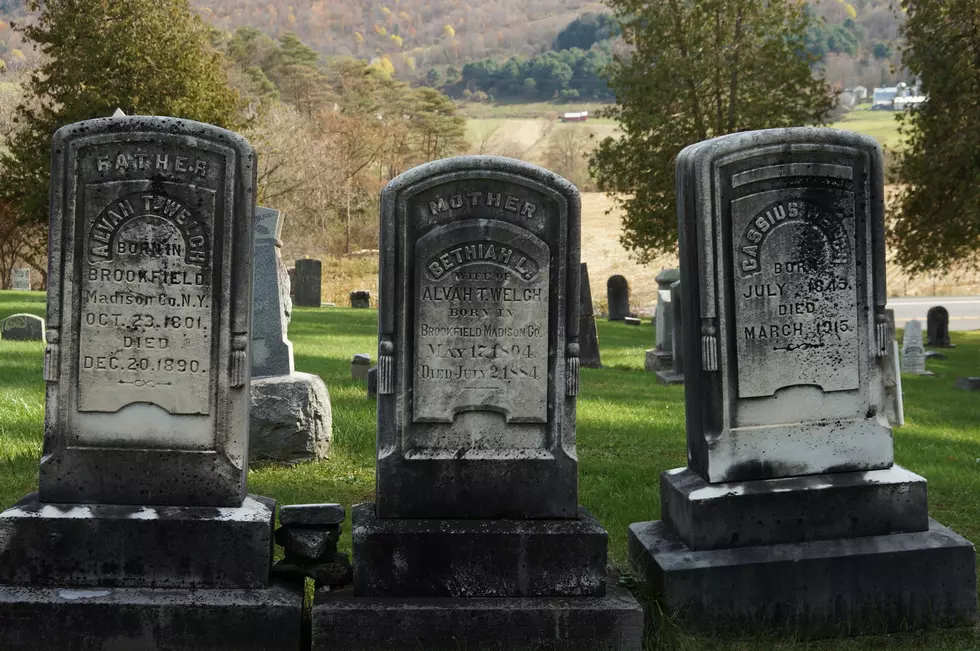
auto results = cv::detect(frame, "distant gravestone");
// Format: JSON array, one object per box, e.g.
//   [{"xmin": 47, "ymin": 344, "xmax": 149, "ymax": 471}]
[
  {"xmin": 0, "ymin": 116, "xmax": 303, "ymax": 649},
  {"xmin": 1, "ymin": 313, "xmax": 45, "ymax": 341},
  {"xmin": 294, "ymin": 259, "xmax": 322, "ymax": 307},
  {"xmin": 956, "ymin": 377, "xmax": 980, "ymax": 391},
  {"xmin": 656, "ymin": 281, "xmax": 684, "ymax": 386},
  {"xmin": 629, "ymin": 128, "xmax": 975, "ymax": 633},
  {"xmin": 882, "ymin": 309, "xmax": 904, "ymax": 426},
  {"xmin": 902, "ymin": 320, "xmax": 930, "ymax": 375},
  {"xmin": 578, "ymin": 263, "xmax": 601, "ymax": 368},
  {"xmin": 606, "ymin": 275, "xmax": 629, "ymax": 320},
  {"xmin": 313, "ymin": 156, "xmax": 642, "ymax": 650},
  {"xmin": 288, "ymin": 267, "xmax": 297, "ymax": 297},
  {"xmin": 647, "ymin": 268, "xmax": 679, "ymax": 373},
  {"xmin": 624, "ymin": 316, "xmax": 642, "ymax": 326},
  {"xmin": 927, "ymin": 306, "xmax": 953, "ymax": 348},
  {"xmin": 252, "ymin": 207, "xmax": 294, "ymax": 378},
  {"xmin": 367, "ymin": 366, "xmax": 378, "ymax": 399},
  {"xmin": 11, "ymin": 268, "xmax": 30, "ymax": 290},
  {"xmin": 349, "ymin": 290, "xmax": 371, "ymax": 308},
  {"xmin": 351, "ymin": 353, "xmax": 371, "ymax": 381}
]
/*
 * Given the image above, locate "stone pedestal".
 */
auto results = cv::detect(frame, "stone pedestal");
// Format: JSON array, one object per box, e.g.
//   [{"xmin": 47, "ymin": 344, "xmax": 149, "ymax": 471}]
[
  {"xmin": 629, "ymin": 467, "xmax": 977, "ymax": 634},
  {"xmin": 250, "ymin": 372, "xmax": 332, "ymax": 464},
  {"xmin": 645, "ymin": 348, "xmax": 672, "ymax": 373}
]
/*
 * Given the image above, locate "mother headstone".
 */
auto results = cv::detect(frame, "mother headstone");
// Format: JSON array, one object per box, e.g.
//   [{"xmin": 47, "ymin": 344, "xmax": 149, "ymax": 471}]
[
  {"xmin": 313, "ymin": 156, "xmax": 641, "ymax": 650},
  {"xmin": 606, "ymin": 274, "xmax": 630, "ymax": 320},
  {"xmin": 629, "ymin": 128, "xmax": 975, "ymax": 634},
  {"xmin": 927, "ymin": 306, "xmax": 953, "ymax": 348}
]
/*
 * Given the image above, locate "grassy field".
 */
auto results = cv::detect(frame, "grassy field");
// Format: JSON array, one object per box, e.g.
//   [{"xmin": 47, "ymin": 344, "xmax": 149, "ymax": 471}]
[{"xmin": 1, "ymin": 290, "xmax": 979, "ymax": 648}]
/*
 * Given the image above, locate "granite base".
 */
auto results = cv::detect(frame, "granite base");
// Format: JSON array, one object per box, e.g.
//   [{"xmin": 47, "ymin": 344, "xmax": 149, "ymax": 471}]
[
  {"xmin": 655, "ymin": 370, "xmax": 684, "ymax": 385},
  {"xmin": 0, "ymin": 578, "xmax": 305, "ymax": 651},
  {"xmin": 644, "ymin": 349, "xmax": 672, "ymax": 373},
  {"xmin": 628, "ymin": 519, "xmax": 977, "ymax": 634},
  {"xmin": 312, "ymin": 575, "xmax": 644, "ymax": 650}
]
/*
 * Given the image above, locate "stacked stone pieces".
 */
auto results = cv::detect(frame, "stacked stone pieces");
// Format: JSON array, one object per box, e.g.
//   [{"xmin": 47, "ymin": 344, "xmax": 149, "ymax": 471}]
[
  {"xmin": 273, "ymin": 504, "xmax": 352, "ymax": 589},
  {"xmin": 628, "ymin": 128, "xmax": 976, "ymax": 635}
]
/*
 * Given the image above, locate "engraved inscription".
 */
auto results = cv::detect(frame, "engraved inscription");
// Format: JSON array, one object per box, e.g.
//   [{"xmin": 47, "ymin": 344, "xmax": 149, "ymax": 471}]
[
  {"xmin": 732, "ymin": 191, "xmax": 860, "ymax": 398},
  {"xmin": 78, "ymin": 191, "xmax": 213, "ymax": 414},
  {"xmin": 414, "ymin": 219, "xmax": 549, "ymax": 423}
]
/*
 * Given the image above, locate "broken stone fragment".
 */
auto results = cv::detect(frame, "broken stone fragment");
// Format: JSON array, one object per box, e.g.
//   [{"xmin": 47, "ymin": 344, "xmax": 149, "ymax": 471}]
[
  {"xmin": 279, "ymin": 503, "xmax": 345, "ymax": 526},
  {"xmin": 275, "ymin": 526, "xmax": 340, "ymax": 561},
  {"xmin": 273, "ymin": 553, "xmax": 352, "ymax": 587}
]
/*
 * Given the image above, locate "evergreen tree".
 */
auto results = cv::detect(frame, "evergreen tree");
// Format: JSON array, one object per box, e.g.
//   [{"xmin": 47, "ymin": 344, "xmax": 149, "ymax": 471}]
[
  {"xmin": 590, "ymin": 0, "xmax": 835, "ymax": 262},
  {"xmin": 0, "ymin": 0, "xmax": 241, "ymax": 225}
]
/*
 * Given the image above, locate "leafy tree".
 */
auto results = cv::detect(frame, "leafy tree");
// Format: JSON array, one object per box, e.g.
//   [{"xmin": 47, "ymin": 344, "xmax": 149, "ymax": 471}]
[
  {"xmin": 891, "ymin": 0, "xmax": 980, "ymax": 274},
  {"xmin": 591, "ymin": 0, "xmax": 835, "ymax": 262},
  {"xmin": 0, "ymin": 0, "xmax": 240, "ymax": 226},
  {"xmin": 553, "ymin": 12, "xmax": 619, "ymax": 51}
]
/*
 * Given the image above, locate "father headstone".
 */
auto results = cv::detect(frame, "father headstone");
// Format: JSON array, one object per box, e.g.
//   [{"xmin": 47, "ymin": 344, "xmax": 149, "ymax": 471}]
[
  {"xmin": 313, "ymin": 156, "xmax": 642, "ymax": 650},
  {"xmin": 579, "ymin": 263, "xmax": 601, "ymax": 368},
  {"xmin": 927, "ymin": 306, "xmax": 953, "ymax": 348},
  {"xmin": 0, "ymin": 116, "xmax": 303, "ymax": 650},
  {"xmin": 629, "ymin": 128, "xmax": 976, "ymax": 634},
  {"xmin": 901, "ymin": 319, "xmax": 931, "ymax": 375},
  {"xmin": 294, "ymin": 259, "xmax": 322, "ymax": 307},
  {"xmin": 607, "ymin": 274, "xmax": 629, "ymax": 320},
  {"xmin": 656, "ymin": 281, "xmax": 684, "ymax": 386},
  {"xmin": 0, "ymin": 313, "xmax": 45, "ymax": 341},
  {"xmin": 249, "ymin": 207, "xmax": 332, "ymax": 465},
  {"xmin": 11, "ymin": 268, "xmax": 30, "ymax": 290},
  {"xmin": 646, "ymin": 268, "xmax": 679, "ymax": 372},
  {"xmin": 350, "ymin": 290, "xmax": 371, "ymax": 308}
]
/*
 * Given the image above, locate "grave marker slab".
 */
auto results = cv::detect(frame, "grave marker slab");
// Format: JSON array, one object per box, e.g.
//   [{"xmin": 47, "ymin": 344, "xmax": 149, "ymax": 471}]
[
  {"xmin": 294, "ymin": 259, "xmax": 322, "ymax": 307},
  {"xmin": 11, "ymin": 268, "xmax": 30, "ymax": 290},
  {"xmin": 252, "ymin": 207, "xmax": 294, "ymax": 378},
  {"xmin": 606, "ymin": 274, "xmax": 629, "ymax": 320},
  {"xmin": 578, "ymin": 263, "xmax": 601, "ymax": 368},
  {"xmin": 901, "ymin": 320, "xmax": 930, "ymax": 375},
  {"xmin": 656, "ymin": 281, "xmax": 684, "ymax": 385},
  {"xmin": 350, "ymin": 290, "xmax": 371, "ymax": 308},
  {"xmin": 1, "ymin": 313, "xmax": 45, "ymax": 341},
  {"xmin": 927, "ymin": 306, "xmax": 953, "ymax": 348}
]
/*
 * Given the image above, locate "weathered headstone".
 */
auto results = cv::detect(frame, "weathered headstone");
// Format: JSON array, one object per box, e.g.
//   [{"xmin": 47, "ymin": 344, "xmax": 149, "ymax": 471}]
[
  {"xmin": 629, "ymin": 129, "xmax": 976, "ymax": 634},
  {"xmin": 927, "ymin": 306, "xmax": 953, "ymax": 348},
  {"xmin": 606, "ymin": 274, "xmax": 629, "ymax": 320},
  {"xmin": 294, "ymin": 259, "xmax": 322, "ymax": 307},
  {"xmin": 313, "ymin": 156, "xmax": 642, "ymax": 650},
  {"xmin": 646, "ymin": 268, "xmax": 679, "ymax": 373},
  {"xmin": 578, "ymin": 263, "xmax": 601, "ymax": 368},
  {"xmin": 351, "ymin": 353, "xmax": 371, "ymax": 381},
  {"xmin": 0, "ymin": 117, "xmax": 303, "ymax": 650},
  {"xmin": 956, "ymin": 377, "xmax": 980, "ymax": 391},
  {"xmin": 350, "ymin": 290, "xmax": 371, "ymax": 308},
  {"xmin": 882, "ymin": 309, "xmax": 904, "ymax": 426},
  {"xmin": 901, "ymin": 320, "xmax": 931, "ymax": 375},
  {"xmin": 10, "ymin": 268, "xmax": 30, "ymax": 290},
  {"xmin": 252, "ymin": 207, "xmax": 294, "ymax": 378},
  {"xmin": 656, "ymin": 281, "xmax": 684, "ymax": 385},
  {"xmin": 0, "ymin": 313, "xmax": 45, "ymax": 341}
]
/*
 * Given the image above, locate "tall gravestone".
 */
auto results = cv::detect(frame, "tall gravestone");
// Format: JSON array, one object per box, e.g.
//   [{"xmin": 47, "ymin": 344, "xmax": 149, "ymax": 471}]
[
  {"xmin": 249, "ymin": 207, "xmax": 331, "ymax": 465},
  {"xmin": 629, "ymin": 129, "xmax": 976, "ymax": 634},
  {"xmin": 882, "ymin": 309, "xmax": 904, "ymax": 426},
  {"xmin": 656, "ymin": 280, "xmax": 684, "ymax": 385},
  {"xmin": 606, "ymin": 274, "xmax": 630, "ymax": 320},
  {"xmin": 313, "ymin": 156, "xmax": 642, "ymax": 650},
  {"xmin": 294, "ymin": 258, "xmax": 322, "ymax": 307},
  {"xmin": 646, "ymin": 268, "xmax": 679, "ymax": 372},
  {"xmin": 901, "ymin": 319, "xmax": 930, "ymax": 375},
  {"xmin": 927, "ymin": 306, "xmax": 953, "ymax": 347},
  {"xmin": 0, "ymin": 117, "xmax": 303, "ymax": 650},
  {"xmin": 579, "ymin": 262, "xmax": 602, "ymax": 368},
  {"xmin": 11, "ymin": 268, "xmax": 30, "ymax": 290}
]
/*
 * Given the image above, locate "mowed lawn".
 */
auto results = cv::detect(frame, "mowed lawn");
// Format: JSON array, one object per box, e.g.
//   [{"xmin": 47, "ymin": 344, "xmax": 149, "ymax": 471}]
[{"xmin": 2, "ymin": 290, "xmax": 979, "ymax": 649}]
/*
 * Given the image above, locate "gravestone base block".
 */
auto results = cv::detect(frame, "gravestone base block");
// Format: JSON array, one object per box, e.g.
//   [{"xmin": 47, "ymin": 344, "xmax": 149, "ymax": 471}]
[
  {"xmin": 656, "ymin": 370, "xmax": 684, "ymax": 386},
  {"xmin": 644, "ymin": 349, "xmax": 672, "ymax": 373},
  {"xmin": 628, "ymin": 518, "xmax": 977, "ymax": 635},
  {"xmin": 249, "ymin": 372, "xmax": 332, "ymax": 465},
  {"xmin": 0, "ymin": 578, "xmax": 305, "ymax": 651},
  {"xmin": 352, "ymin": 502, "xmax": 607, "ymax": 597},
  {"xmin": 312, "ymin": 573, "xmax": 644, "ymax": 651}
]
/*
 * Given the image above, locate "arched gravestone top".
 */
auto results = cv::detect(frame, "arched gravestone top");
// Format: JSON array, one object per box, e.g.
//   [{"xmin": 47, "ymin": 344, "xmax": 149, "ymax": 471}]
[
  {"xmin": 376, "ymin": 155, "xmax": 581, "ymax": 519},
  {"xmin": 676, "ymin": 128, "xmax": 892, "ymax": 483},
  {"xmin": 607, "ymin": 274, "xmax": 630, "ymax": 320},
  {"xmin": 1, "ymin": 313, "xmax": 45, "ymax": 341},
  {"xmin": 40, "ymin": 116, "xmax": 257, "ymax": 507},
  {"xmin": 927, "ymin": 306, "xmax": 952, "ymax": 348}
]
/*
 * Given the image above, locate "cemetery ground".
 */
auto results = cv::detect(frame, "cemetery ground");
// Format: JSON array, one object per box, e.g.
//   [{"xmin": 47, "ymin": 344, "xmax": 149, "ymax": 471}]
[{"xmin": 1, "ymin": 290, "xmax": 979, "ymax": 649}]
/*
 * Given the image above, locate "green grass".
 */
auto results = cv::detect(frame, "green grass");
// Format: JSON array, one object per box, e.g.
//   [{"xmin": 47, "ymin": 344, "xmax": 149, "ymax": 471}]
[
  {"xmin": 830, "ymin": 108, "xmax": 905, "ymax": 150},
  {"xmin": 1, "ymin": 290, "xmax": 979, "ymax": 648}
]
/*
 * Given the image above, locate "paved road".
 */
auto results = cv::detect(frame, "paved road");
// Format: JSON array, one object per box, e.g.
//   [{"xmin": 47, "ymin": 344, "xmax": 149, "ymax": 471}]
[{"xmin": 886, "ymin": 296, "xmax": 980, "ymax": 331}]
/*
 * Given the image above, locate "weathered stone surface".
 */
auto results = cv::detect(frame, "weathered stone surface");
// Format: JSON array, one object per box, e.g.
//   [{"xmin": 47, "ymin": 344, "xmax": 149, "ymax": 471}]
[
  {"xmin": 578, "ymin": 263, "xmax": 601, "ymax": 368},
  {"xmin": 274, "ymin": 554, "xmax": 352, "ymax": 587},
  {"xmin": 275, "ymin": 526, "xmax": 340, "ymax": 560},
  {"xmin": 40, "ymin": 116, "xmax": 256, "ymax": 507},
  {"xmin": 251, "ymin": 207, "xmax": 294, "ymax": 378},
  {"xmin": 350, "ymin": 290, "xmax": 371, "ymax": 308},
  {"xmin": 676, "ymin": 128, "xmax": 893, "ymax": 483},
  {"xmin": 901, "ymin": 319, "xmax": 930, "ymax": 375},
  {"xmin": 654, "ymin": 268, "xmax": 679, "ymax": 353},
  {"xmin": 579, "ymin": 262, "xmax": 595, "ymax": 316},
  {"xmin": 352, "ymin": 503, "xmax": 607, "ymax": 598},
  {"xmin": 249, "ymin": 372, "xmax": 331, "ymax": 464},
  {"xmin": 956, "ymin": 377, "xmax": 980, "ymax": 391},
  {"xmin": 659, "ymin": 466, "xmax": 929, "ymax": 551},
  {"xmin": 657, "ymin": 280, "xmax": 685, "ymax": 386},
  {"xmin": 0, "ymin": 493, "xmax": 274, "ymax": 589},
  {"xmin": 606, "ymin": 275, "xmax": 629, "ymax": 320},
  {"xmin": 927, "ymin": 306, "xmax": 953, "ymax": 347},
  {"xmin": 351, "ymin": 354, "xmax": 371, "ymax": 381},
  {"xmin": 628, "ymin": 519, "xmax": 977, "ymax": 634},
  {"xmin": 367, "ymin": 366, "xmax": 378, "ymax": 398},
  {"xmin": 376, "ymin": 156, "xmax": 581, "ymax": 519},
  {"xmin": 10, "ymin": 268, "xmax": 30, "ymax": 291},
  {"xmin": 1, "ymin": 313, "xmax": 44, "ymax": 341},
  {"xmin": 313, "ymin": 575, "xmax": 644, "ymax": 651},
  {"xmin": 0, "ymin": 578, "xmax": 305, "ymax": 651},
  {"xmin": 280, "ymin": 503, "xmax": 345, "ymax": 526},
  {"xmin": 644, "ymin": 349, "xmax": 672, "ymax": 373},
  {"xmin": 294, "ymin": 259, "xmax": 322, "ymax": 307}
]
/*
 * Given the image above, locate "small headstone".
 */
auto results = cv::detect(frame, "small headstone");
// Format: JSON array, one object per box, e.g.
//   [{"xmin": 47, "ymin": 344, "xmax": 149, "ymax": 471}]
[
  {"xmin": 251, "ymin": 207, "xmax": 294, "ymax": 378},
  {"xmin": 881, "ymin": 310, "xmax": 904, "ymax": 426},
  {"xmin": 294, "ymin": 259, "xmax": 322, "ymax": 307},
  {"xmin": 656, "ymin": 280, "xmax": 684, "ymax": 385},
  {"xmin": 578, "ymin": 263, "xmax": 601, "ymax": 368},
  {"xmin": 351, "ymin": 353, "xmax": 371, "ymax": 381},
  {"xmin": 927, "ymin": 306, "xmax": 954, "ymax": 348},
  {"xmin": 10, "ymin": 268, "xmax": 30, "ymax": 290},
  {"xmin": 624, "ymin": 316, "xmax": 642, "ymax": 326},
  {"xmin": 1, "ymin": 313, "xmax": 45, "ymax": 341},
  {"xmin": 901, "ymin": 320, "xmax": 931, "ymax": 375},
  {"xmin": 367, "ymin": 366, "xmax": 378, "ymax": 398},
  {"xmin": 955, "ymin": 377, "xmax": 980, "ymax": 391},
  {"xmin": 606, "ymin": 275, "xmax": 630, "ymax": 320},
  {"xmin": 350, "ymin": 290, "xmax": 371, "ymax": 308},
  {"xmin": 654, "ymin": 269, "xmax": 680, "ymax": 352}
]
